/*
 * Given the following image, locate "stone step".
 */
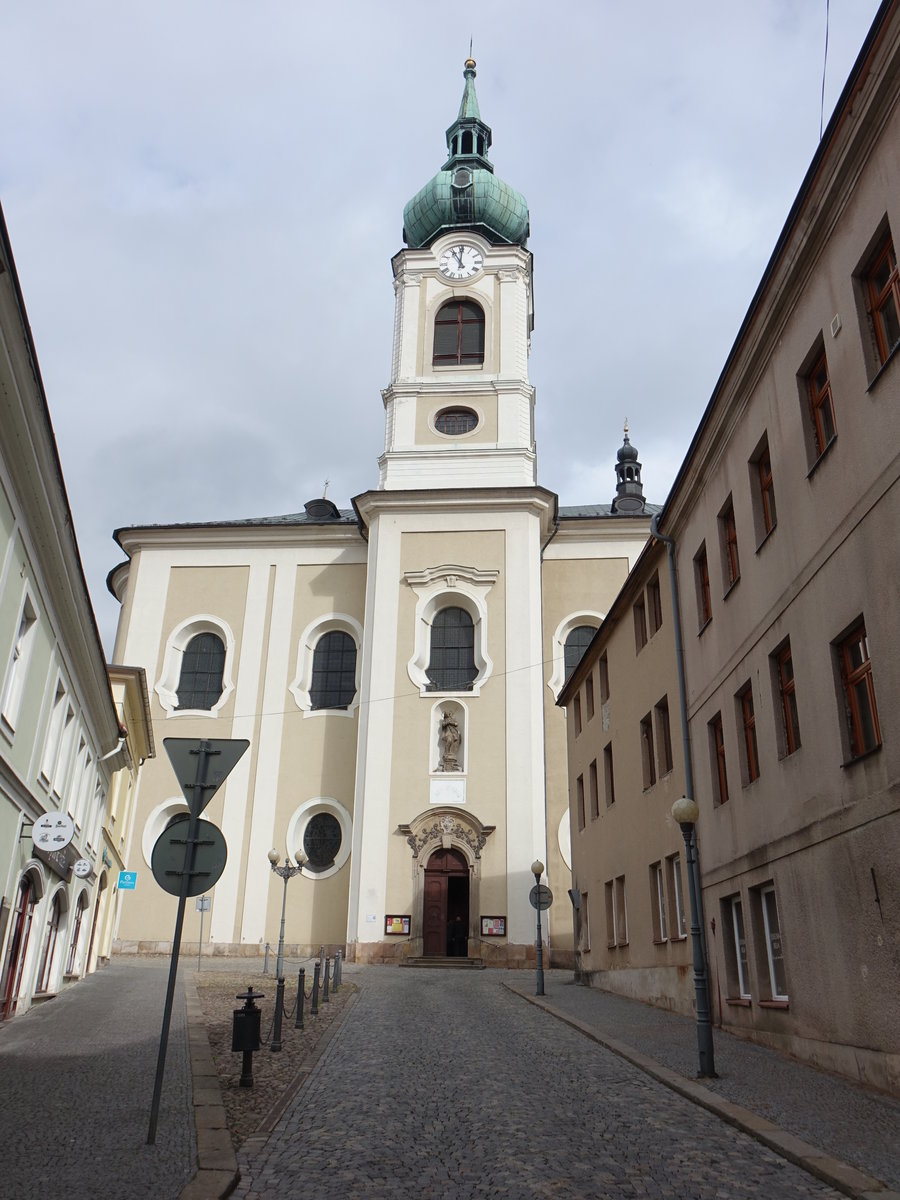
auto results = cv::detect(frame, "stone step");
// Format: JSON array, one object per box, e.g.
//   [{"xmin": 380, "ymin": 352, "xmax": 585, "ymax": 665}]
[{"xmin": 397, "ymin": 956, "xmax": 486, "ymax": 970}]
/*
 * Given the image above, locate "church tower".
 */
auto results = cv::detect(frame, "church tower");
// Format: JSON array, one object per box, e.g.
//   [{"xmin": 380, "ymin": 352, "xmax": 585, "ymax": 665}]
[
  {"xmin": 380, "ymin": 57, "xmax": 535, "ymax": 491},
  {"xmin": 348, "ymin": 61, "xmax": 555, "ymax": 961}
]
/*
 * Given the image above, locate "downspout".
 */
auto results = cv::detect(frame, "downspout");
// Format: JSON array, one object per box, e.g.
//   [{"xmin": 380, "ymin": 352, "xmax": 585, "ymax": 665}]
[
  {"xmin": 650, "ymin": 515, "xmax": 694, "ymax": 806},
  {"xmin": 651, "ymin": 513, "xmax": 718, "ymax": 1072}
]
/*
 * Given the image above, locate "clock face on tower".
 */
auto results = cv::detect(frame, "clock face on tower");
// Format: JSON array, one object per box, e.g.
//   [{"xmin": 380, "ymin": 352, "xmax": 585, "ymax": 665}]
[{"xmin": 438, "ymin": 243, "xmax": 484, "ymax": 280}]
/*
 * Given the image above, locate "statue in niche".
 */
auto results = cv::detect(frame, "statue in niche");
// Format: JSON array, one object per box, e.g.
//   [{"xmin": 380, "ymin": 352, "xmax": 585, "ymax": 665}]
[{"xmin": 438, "ymin": 710, "xmax": 462, "ymax": 772}]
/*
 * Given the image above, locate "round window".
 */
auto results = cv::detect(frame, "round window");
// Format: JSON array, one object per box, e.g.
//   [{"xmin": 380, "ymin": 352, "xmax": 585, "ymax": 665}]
[
  {"xmin": 435, "ymin": 407, "xmax": 478, "ymax": 436},
  {"xmin": 452, "ymin": 167, "xmax": 472, "ymax": 189},
  {"xmin": 303, "ymin": 812, "xmax": 342, "ymax": 872}
]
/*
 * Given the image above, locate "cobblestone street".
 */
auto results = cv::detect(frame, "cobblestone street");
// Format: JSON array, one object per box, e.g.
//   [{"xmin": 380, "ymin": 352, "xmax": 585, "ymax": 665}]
[{"xmin": 234, "ymin": 968, "xmax": 857, "ymax": 1200}]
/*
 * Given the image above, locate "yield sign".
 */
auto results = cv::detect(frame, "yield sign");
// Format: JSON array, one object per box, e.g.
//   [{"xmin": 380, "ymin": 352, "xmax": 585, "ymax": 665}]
[{"xmin": 163, "ymin": 738, "xmax": 249, "ymax": 817}]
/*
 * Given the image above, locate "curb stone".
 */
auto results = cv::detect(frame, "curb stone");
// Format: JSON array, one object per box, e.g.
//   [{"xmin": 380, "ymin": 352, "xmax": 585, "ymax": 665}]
[
  {"xmin": 179, "ymin": 975, "xmax": 239, "ymax": 1200},
  {"xmin": 503, "ymin": 983, "xmax": 892, "ymax": 1200}
]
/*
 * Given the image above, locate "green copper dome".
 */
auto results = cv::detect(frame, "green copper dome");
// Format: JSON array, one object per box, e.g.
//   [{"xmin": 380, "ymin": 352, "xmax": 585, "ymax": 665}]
[{"xmin": 403, "ymin": 59, "xmax": 529, "ymax": 249}]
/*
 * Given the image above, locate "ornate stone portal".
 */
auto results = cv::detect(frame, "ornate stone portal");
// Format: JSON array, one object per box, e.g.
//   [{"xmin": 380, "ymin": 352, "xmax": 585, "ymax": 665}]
[{"xmin": 397, "ymin": 807, "xmax": 495, "ymax": 958}]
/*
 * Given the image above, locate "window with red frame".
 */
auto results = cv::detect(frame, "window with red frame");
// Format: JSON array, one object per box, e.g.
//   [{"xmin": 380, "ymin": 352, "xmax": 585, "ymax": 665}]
[
  {"xmin": 695, "ymin": 544, "xmax": 712, "ymax": 630},
  {"xmin": 709, "ymin": 713, "xmax": 729, "ymax": 805},
  {"xmin": 839, "ymin": 622, "xmax": 882, "ymax": 758},
  {"xmin": 739, "ymin": 684, "xmax": 760, "ymax": 783},
  {"xmin": 866, "ymin": 235, "xmax": 900, "ymax": 364},
  {"xmin": 432, "ymin": 299, "xmax": 485, "ymax": 365},
  {"xmin": 807, "ymin": 351, "xmax": 836, "ymax": 459},
  {"xmin": 758, "ymin": 449, "xmax": 776, "ymax": 535},
  {"xmin": 721, "ymin": 500, "xmax": 740, "ymax": 589},
  {"xmin": 776, "ymin": 643, "xmax": 801, "ymax": 756}
]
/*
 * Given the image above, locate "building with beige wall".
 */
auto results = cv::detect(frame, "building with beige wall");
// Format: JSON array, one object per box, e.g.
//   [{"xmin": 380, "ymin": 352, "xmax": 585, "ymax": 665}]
[
  {"xmin": 0, "ymin": 202, "xmax": 150, "ymax": 1018},
  {"xmin": 560, "ymin": 0, "xmax": 899, "ymax": 1094},
  {"xmin": 558, "ymin": 528, "xmax": 694, "ymax": 1012},
  {"xmin": 108, "ymin": 61, "xmax": 656, "ymax": 969}
]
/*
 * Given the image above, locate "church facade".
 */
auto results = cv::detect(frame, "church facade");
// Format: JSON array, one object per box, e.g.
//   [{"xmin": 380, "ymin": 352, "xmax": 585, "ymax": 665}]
[{"xmin": 109, "ymin": 61, "xmax": 655, "ymax": 966}]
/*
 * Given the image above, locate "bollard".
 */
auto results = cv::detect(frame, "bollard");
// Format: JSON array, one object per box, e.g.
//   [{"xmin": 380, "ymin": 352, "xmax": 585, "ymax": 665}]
[
  {"xmin": 323, "ymin": 956, "xmax": 330, "ymax": 1004},
  {"xmin": 295, "ymin": 967, "xmax": 305, "ymax": 1029},
  {"xmin": 232, "ymin": 986, "xmax": 265, "ymax": 1087},
  {"xmin": 333, "ymin": 949, "xmax": 341, "ymax": 992},
  {"xmin": 263, "ymin": 942, "xmax": 270, "ymax": 975},
  {"xmin": 311, "ymin": 961, "xmax": 320, "ymax": 1016},
  {"xmin": 270, "ymin": 975, "xmax": 286, "ymax": 1053}
]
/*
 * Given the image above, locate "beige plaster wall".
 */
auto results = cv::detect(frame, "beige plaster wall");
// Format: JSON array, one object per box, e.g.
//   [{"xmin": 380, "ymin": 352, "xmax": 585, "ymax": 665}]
[{"xmin": 414, "ymin": 394, "xmax": 498, "ymax": 445}]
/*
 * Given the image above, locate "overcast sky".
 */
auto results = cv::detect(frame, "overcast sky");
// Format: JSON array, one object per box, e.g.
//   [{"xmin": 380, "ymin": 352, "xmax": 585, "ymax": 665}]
[{"xmin": 0, "ymin": 0, "xmax": 884, "ymax": 652}]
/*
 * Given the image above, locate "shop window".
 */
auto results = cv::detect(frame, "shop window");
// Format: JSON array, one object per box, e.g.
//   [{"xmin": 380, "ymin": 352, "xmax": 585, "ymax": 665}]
[{"xmin": 36, "ymin": 893, "xmax": 63, "ymax": 993}]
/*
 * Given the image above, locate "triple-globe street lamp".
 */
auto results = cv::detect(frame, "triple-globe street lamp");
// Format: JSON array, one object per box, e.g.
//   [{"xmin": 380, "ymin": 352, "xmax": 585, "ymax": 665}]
[{"xmin": 267, "ymin": 847, "xmax": 307, "ymax": 1053}]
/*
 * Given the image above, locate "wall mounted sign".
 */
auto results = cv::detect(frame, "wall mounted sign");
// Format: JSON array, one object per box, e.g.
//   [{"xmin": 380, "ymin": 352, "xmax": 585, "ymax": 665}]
[
  {"xmin": 385, "ymin": 915, "xmax": 411, "ymax": 935},
  {"xmin": 32, "ymin": 812, "xmax": 75, "ymax": 851},
  {"xmin": 73, "ymin": 859, "xmax": 92, "ymax": 878},
  {"xmin": 118, "ymin": 871, "xmax": 137, "ymax": 890},
  {"xmin": 481, "ymin": 915, "xmax": 506, "ymax": 937}
]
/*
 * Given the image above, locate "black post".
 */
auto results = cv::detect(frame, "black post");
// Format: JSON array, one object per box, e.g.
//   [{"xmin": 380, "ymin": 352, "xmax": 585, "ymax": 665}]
[
  {"xmin": 148, "ymin": 741, "xmax": 216, "ymax": 1144},
  {"xmin": 271, "ymin": 976, "xmax": 285, "ymax": 1052},
  {"xmin": 295, "ymin": 967, "xmax": 305, "ymax": 1029},
  {"xmin": 678, "ymin": 819, "xmax": 717, "ymax": 1077},
  {"xmin": 333, "ymin": 950, "xmax": 341, "ymax": 991},
  {"xmin": 323, "ymin": 956, "xmax": 330, "ymax": 1003},
  {"xmin": 533, "ymin": 866, "xmax": 546, "ymax": 997},
  {"xmin": 311, "ymin": 961, "xmax": 320, "ymax": 1016}
]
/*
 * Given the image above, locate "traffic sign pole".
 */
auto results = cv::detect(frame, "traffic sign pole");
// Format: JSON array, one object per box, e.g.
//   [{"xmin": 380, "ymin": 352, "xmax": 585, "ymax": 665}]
[{"xmin": 147, "ymin": 741, "xmax": 216, "ymax": 1145}]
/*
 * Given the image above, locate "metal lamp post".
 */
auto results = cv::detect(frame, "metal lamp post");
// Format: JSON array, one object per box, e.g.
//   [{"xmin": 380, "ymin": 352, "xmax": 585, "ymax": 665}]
[
  {"xmin": 267, "ymin": 847, "xmax": 307, "ymax": 1053},
  {"xmin": 531, "ymin": 859, "xmax": 546, "ymax": 997},
  {"xmin": 670, "ymin": 797, "xmax": 716, "ymax": 1078}
]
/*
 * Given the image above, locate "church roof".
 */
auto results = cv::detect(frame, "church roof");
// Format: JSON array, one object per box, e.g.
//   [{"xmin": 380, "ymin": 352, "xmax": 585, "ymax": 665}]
[
  {"xmin": 402, "ymin": 59, "xmax": 529, "ymax": 249},
  {"xmin": 559, "ymin": 503, "xmax": 661, "ymax": 520}
]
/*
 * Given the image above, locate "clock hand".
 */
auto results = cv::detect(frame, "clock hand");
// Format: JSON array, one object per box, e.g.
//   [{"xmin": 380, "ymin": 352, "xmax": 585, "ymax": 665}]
[{"xmin": 454, "ymin": 246, "xmax": 465, "ymax": 267}]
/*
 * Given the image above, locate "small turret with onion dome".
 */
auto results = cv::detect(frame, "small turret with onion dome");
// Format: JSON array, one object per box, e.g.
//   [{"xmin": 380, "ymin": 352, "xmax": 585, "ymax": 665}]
[
  {"xmin": 402, "ymin": 57, "xmax": 530, "ymax": 249},
  {"xmin": 611, "ymin": 421, "xmax": 647, "ymax": 514}
]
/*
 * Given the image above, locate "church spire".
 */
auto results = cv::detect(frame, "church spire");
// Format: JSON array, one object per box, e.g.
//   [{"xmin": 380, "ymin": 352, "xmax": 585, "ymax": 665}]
[
  {"xmin": 611, "ymin": 420, "xmax": 647, "ymax": 514},
  {"xmin": 442, "ymin": 57, "xmax": 493, "ymax": 173}
]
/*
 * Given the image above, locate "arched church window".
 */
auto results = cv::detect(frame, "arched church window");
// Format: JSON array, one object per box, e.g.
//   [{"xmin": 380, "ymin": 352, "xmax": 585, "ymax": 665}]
[
  {"xmin": 461, "ymin": 130, "xmax": 473, "ymax": 154},
  {"xmin": 433, "ymin": 300, "xmax": 485, "ymax": 366},
  {"xmin": 435, "ymin": 407, "xmax": 478, "ymax": 436},
  {"xmin": 477, "ymin": 134, "xmax": 485, "ymax": 156},
  {"xmin": 427, "ymin": 607, "xmax": 477, "ymax": 692},
  {"xmin": 310, "ymin": 631, "xmax": 358, "ymax": 710},
  {"xmin": 176, "ymin": 633, "xmax": 226, "ymax": 711},
  {"xmin": 564, "ymin": 626, "xmax": 596, "ymax": 681},
  {"xmin": 451, "ymin": 135, "xmax": 458, "ymax": 155}
]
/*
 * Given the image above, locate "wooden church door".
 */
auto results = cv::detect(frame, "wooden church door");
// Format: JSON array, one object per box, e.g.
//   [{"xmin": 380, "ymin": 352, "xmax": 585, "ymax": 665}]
[{"xmin": 422, "ymin": 847, "xmax": 468, "ymax": 956}]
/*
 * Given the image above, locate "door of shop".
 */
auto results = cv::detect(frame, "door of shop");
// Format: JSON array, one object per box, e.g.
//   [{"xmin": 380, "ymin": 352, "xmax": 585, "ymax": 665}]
[{"xmin": 422, "ymin": 847, "xmax": 469, "ymax": 957}]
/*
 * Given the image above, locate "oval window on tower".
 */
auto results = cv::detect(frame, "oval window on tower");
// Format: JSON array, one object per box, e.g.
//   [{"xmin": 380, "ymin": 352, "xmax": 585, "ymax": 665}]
[{"xmin": 434, "ymin": 407, "xmax": 478, "ymax": 436}]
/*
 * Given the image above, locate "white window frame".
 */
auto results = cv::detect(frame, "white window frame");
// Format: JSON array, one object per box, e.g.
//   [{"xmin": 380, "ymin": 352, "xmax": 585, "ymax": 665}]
[
  {"xmin": 548, "ymin": 611, "xmax": 604, "ymax": 699},
  {"xmin": 141, "ymin": 797, "xmax": 190, "ymax": 866},
  {"xmin": 52, "ymin": 706, "xmax": 76, "ymax": 804},
  {"xmin": 155, "ymin": 615, "xmax": 235, "ymax": 718},
  {"xmin": 285, "ymin": 797, "xmax": 352, "ymax": 881},
  {"xmin": 666, "ymin": 852, "xmax": 688, "ymax": 939},
  {"xmin": 1, "ymin": 588, "xmax": 38, "ymax": 734},
  {"xmin": 289, "ymin": 614, "xmax": 363, "ymax": 718},
  {"xmin": 40, "ymin": 678, "xmax": 68, "ymax": 787},
  {"xmin": 729, "ymin": 895, "xmax": 751, "ymax": 999},
  {"xmin": 760, "ymin": 884, "xmax": 789, "ymax": 1001},
  {"xmin": 652, "ymin": 862, "xmax": 668, "ymax": 942},
  {"xmin": 404, "ymin": 565, "xmax": 497, "ymax": 697}
]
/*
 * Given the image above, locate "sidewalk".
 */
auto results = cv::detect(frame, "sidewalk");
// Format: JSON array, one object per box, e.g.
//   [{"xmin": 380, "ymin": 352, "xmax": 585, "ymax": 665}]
[
  {"xmin": 0, "ymin": 957, "xmax": 195, "ymax": 1200},
  {"xmin": 504, "ymin": 970, "xmax": 900, "ymax": 1199}
]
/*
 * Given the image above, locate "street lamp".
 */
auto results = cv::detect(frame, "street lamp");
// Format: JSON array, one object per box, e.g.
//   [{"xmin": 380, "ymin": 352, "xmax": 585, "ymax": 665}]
[
  {"xmin": 531, "ymin": 859, "xmax": 546, "ymax": 997},
  {"xmin": 267, "ymin": 846, "xmax": 307, "ymax": 1053},
  {"xmin": 670, "ymin": 797, "xmax": 716, "ymax": 1078}
]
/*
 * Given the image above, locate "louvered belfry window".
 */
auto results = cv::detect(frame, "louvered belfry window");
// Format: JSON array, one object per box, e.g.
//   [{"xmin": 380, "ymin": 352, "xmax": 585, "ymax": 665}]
[
  {"xmin": 176, "ymin": 633, "xmax": 226, "ymax": 710},
  {"xmin": 310, "ymin": 631, "xmax": 358, "ymax": 710},
  {"xmin": 433, "ymin": 300, "xmax": 485, "ymax": 365},
  {"xmin": 426, "ymin": 607, "xmax": 477, "ymax": 691}
]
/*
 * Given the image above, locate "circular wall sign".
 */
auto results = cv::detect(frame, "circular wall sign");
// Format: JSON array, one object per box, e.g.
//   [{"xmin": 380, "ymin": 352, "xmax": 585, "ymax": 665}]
[
  {"xmin": 33, "ymin": 812, "xmax": 75, "ymax": 852},
  {"xmin": 73, "ymin": 859, "xmax": 92, "ymax": 878}
]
